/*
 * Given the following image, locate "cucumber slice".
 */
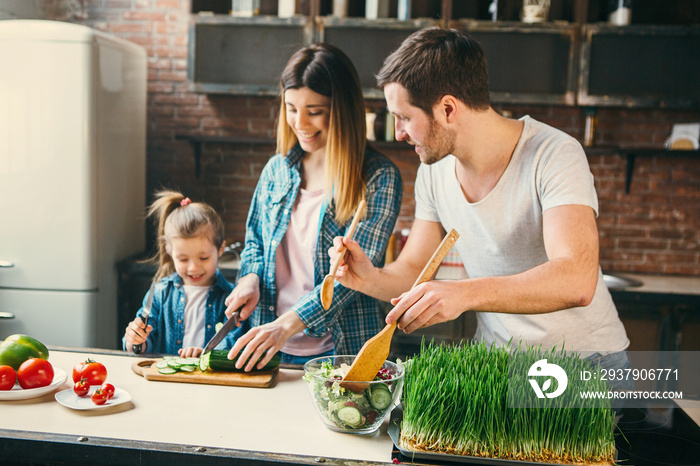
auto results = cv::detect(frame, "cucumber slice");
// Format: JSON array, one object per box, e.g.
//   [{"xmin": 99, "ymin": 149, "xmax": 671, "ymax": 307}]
[
  {"xmin": 155, "ymin": 358, "xmax": 197, "ymax": 374},
  {"xmin": 337, "ymin": 406, "xmax": 363, "ymax": 427},
  {"xmin": 166, "ymin": 359, "xmax": 182, "ymax": 369},
  {"xmin": 368, "ymin": 384, "xmax": 392, "ymax": 410},
  {"xmin": 199, "ymin": 352, "xmax": 211, "ymax": 372},
  {"xmin": 155, "ymin": 360, "xmax": 170, "ymax": 369}
]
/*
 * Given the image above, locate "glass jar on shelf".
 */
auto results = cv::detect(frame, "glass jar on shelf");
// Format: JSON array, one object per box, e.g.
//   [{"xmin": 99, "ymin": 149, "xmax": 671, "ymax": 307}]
[
  {"xmin": 397, "ymin": 0, "xmax": 412, "ymax": 20},
  {"xmin": 332, "ymin": 0, "xmax": 348, "ymax": 17},
  {"xmin": 231, "ymin": 0, "xmax": 260, "ymax": 16},
  {"xmin": 608, "ymin": 0, "xmax": 632, "ymax": 26},
  {"xmin": 366, "ymin": 0, "xmax": 390, "ymax": 19},
  {"xmin": 520, "ymin": 0, "xmax": 550, "ymax": 23},
  {"xmin": 278, "ymin": 0, "xmax": 294, "ymax": 17}
]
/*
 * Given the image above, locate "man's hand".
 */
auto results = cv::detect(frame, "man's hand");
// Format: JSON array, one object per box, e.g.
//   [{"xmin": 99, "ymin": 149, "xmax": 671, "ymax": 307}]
[
  {"xmin": 386, "ymin": 280, "xmax": 466, "ymax": 333},
  {"xmin": 330, "ymin": 237, "xmax": 376, "ymax": 293}
]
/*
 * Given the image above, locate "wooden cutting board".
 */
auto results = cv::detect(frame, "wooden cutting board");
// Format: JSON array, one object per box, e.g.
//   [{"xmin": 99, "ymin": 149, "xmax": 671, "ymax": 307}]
[{"xmin": 131, "ymin": 359, "xmax": 278, "ymax": 388}]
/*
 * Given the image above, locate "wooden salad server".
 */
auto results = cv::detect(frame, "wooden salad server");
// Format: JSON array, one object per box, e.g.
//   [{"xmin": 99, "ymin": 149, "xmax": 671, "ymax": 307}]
[
  {"xmin": 320, "ymin": 199, "xmax": 366, "ymax": 310},
  {"xmin": 340, "ymin": 229, "xmax": 460, "ymax": 392}
]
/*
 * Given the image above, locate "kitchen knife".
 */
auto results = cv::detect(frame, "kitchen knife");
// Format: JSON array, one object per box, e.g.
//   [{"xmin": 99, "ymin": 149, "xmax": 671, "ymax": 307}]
[
  {"xmin": 132, "ymin": 281, "xmax": 155, "ymax": 355},
  {"xmin": 201, "ymin": 308, "xmax": 241, "ymax": 355}
]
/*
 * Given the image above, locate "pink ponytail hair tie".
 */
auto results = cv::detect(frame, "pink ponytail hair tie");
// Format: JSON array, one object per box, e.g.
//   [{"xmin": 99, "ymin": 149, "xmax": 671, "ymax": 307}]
[{"xmin": 180, "ymin": 197, "xmax": 191, "ymax": 207}]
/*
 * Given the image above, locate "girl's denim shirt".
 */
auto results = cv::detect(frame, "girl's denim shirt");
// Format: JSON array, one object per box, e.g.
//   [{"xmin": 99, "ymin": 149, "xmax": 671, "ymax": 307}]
[{"xmin": 123, "ymin": 269, "xmax": 245, "ymax": 355}]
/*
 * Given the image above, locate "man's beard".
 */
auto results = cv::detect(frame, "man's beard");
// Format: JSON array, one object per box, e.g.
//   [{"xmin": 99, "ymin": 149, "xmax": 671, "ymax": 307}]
[{"xmin": 420, "ymin": 117, "xmax": 455, "ymax": 165}]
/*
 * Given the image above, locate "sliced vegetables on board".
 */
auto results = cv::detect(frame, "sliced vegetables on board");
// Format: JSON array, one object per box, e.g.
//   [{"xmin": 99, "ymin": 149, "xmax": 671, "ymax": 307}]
[
  {"xmin": 156, "ymin": 356, "xmax": 199, "ymax": 374},
  {"xmin": 401, "ymin": 340, "xmax": 616, "ymax": 465}
]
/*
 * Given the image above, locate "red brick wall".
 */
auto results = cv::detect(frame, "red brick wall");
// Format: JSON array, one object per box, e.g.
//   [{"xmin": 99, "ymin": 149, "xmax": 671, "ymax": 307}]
[{"xmin": 62, "ymin": 0, "xmax": 700, "ymax": 276}]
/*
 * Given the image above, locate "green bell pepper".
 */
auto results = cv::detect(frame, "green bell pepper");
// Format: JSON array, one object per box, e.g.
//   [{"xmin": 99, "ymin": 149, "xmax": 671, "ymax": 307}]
[{"xmin": 0, "ymin": 334, "xmax": 49, "ymax": 370}]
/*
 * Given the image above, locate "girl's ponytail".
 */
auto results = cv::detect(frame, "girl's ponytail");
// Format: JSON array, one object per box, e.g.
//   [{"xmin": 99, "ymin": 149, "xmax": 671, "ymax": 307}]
[{"xmin": 148, "ymin": 190, "xmax": 187, "ymax": 282}]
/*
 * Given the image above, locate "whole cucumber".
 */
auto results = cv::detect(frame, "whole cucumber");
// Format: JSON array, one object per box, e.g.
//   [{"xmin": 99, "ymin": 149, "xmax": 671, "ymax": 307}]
[{"xmin": 199, "ymin": 350, "xmax": 281, "ymax": 372}]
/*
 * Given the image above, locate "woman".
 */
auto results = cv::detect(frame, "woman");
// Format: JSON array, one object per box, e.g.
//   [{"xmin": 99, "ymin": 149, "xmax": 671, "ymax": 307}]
[{"xmin": 224, "ymin": 43, "xmax": 403, "ymax": 370}]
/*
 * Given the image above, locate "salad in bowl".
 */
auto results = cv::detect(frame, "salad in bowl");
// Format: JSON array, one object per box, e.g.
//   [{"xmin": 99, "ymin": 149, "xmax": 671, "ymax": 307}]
[{"xmin": 303, "ymin": 355, "xmax": 404, "ymax": 434}]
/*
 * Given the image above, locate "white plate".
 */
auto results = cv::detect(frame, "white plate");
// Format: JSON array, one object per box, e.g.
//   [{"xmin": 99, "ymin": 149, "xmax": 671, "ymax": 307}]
[
  {"xmin": 0, "ymin": 368, "xmax": 67, "ymax": 401},
  {"xmin": 55, "ymin": 385, "xmax": 131, "ymax": 410}
]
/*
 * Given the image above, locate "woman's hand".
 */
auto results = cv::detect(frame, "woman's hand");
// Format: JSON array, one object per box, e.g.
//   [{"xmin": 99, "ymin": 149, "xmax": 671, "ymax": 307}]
[
  {"xmin": 178, "ymin": 346, "xmax": 203, "ymax": 358},
  {"xmin": 224, "ymin": 273, "xmax": 261, "ymax": 321},
  {"xmin": 124, "ymin": 317, "xmax": 152, "ymax": 351},
  {"xmin": 329, "ymin": 237, "xmax": 376, "ymax": 293},
  {"xmin": 227, "ymin": 312, "xmax": 306, "ymax": 371}
]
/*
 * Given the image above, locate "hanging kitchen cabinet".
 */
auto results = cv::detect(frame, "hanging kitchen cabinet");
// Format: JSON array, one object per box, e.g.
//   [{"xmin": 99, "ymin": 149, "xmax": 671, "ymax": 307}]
[{"xmin": 187, "ymin": 15, "xmax": 313, "ymax": 95}]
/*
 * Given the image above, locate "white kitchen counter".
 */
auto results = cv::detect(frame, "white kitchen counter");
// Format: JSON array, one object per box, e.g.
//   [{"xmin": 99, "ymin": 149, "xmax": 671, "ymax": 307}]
[
  {"xmin": 0, "ymin": 348, "xmax": 394, "ymax": 464},
  {"xmin": 436, "ymin": 268, "xmax": 700, "ymax": 297},
  {"xmin": 3, "ymin": 348, "xmax": 700, "ymax": 465},
  {"xmin": 609, "ymin": 272, "xmax": 700, "ymax": 296},
  {"xmin": 676, "ymin": 399, "xmax": 700, "ymax": 427}
]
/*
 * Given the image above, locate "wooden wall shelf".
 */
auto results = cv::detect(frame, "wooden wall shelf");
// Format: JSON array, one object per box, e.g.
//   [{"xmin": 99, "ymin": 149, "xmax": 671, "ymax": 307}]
[
  {"xmin": 175, "ymin": 133, "xmax": 422, "ymax": 176},
  {"xmin": 175, "ymin": 134, "xmax": 275, "ymax": 177},
  {"xmin": 585, "ymin": 146, "xmax": 700, "ymax": 193},
  {"xmin": 177, "ymin": 134, "xmax": 699, "ymax": 189},
  {"xmin": 621, "ymin": 148, "xmax": 700, "ymax": 193}
]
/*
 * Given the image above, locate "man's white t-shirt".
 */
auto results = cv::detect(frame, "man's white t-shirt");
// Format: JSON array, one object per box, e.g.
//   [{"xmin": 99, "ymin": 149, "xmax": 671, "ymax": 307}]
[{"xmin": 414, "ymin": 115, "xmax": 629, "ymax": 356}]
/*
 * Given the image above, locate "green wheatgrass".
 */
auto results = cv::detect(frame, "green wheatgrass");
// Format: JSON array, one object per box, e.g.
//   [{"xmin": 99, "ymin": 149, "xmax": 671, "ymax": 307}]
[{"xmin": 400, "ymin": 340, "xmax": 616, "ymax": 464}]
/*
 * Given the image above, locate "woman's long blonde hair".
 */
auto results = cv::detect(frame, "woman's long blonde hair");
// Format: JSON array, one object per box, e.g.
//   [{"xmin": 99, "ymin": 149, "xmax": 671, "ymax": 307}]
[
  {"xmin": 147, "ymin": 190, "xmax": 224, "ymax": 282},
  {"xmin": 276, "ymin": 43, "xmax": 366, "ymax": 224}
]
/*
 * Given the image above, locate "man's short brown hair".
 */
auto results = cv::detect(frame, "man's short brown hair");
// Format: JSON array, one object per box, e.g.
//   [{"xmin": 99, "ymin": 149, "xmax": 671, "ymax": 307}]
[{"xmin": 376, "ymin": 27, "xmax": 490, "ymax": 115}]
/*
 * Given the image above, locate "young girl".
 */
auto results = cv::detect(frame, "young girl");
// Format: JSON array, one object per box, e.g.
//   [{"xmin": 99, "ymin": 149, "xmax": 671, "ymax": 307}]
[
  {"xmin": 123, "ymin": 190, "xmax": 239, "ymax": 357},
  {"xmin": 223, "ymin": 43, "xmax": 403, "ymax": 371}
]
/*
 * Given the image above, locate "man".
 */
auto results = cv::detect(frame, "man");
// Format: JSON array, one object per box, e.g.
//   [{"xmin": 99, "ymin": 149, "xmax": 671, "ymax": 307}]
[{"xmin": 331, "ymin": 27, "xmax": 629, "ymax": 366}]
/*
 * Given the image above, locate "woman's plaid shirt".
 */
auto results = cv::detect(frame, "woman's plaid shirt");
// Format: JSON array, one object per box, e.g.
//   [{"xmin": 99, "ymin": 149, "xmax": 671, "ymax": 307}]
[{"xmin": 236, "ymin": 144, "xmax": 403, "ymax": 355}]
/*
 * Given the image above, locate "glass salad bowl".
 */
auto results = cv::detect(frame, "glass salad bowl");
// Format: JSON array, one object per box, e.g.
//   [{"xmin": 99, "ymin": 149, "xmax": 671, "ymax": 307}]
[{"xmin": 303, "ymin": 355, "xmax": 404, "ymax": 434}]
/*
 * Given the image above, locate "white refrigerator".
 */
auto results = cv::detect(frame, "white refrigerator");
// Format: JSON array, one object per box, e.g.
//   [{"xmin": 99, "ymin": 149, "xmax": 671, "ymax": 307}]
[{"xmin": 0, "ymin": 20, "xmax": 147, "ymax": 349}]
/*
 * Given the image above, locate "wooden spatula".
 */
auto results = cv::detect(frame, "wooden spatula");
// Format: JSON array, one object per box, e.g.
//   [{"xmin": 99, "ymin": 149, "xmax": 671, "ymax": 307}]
[
  {"xmin": 340, "ymin": 229, "xmax": 460, "ymax": 392},
  {"xmin": 320, "ymin": 199, "xmax": 366, "ymax": 310}
]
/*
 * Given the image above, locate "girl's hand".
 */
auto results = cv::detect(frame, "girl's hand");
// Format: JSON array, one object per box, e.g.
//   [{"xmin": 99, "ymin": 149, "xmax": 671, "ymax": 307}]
[
  {"xmin": 178, "ymin": 346, "xmax": 203, "ymax": 358},
  {"xmin": 227, "ymin": 312, "xmax": 305, "ymax": 372},
  {"xmin": 329, "ymin": 237, "xmax": 376, "ymax": 292},
  {"xmin": 224, "ymin": 273, "xmax": 260, "ymax": 322},
  {"xmin": 124, "ymin": 317, "xmax": 152, "ymax": 349}
]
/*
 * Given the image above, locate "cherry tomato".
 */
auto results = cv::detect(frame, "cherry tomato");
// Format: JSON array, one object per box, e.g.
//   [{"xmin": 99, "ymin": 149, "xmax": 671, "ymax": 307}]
[
  {"xmin": 0, "ymin": 365, "xmax": 16, "ymax": 391},
  {"xmin": 76, "ymin": 359, "xmax": 107, "ymax": 386},
  {"xmin": 100, "ymin": 383, "xmax": 115, "ymax": 399},
  {"xmin": 73, "ymin": 377, "xmax": 90, "ymax": 397},
  {"xmin": 91, "ymin": 388, "xmax": 109, "ymax": 405},
  {"xmin": 17, "ymin": 358, "xmax": 54, "ymax": 389}
]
